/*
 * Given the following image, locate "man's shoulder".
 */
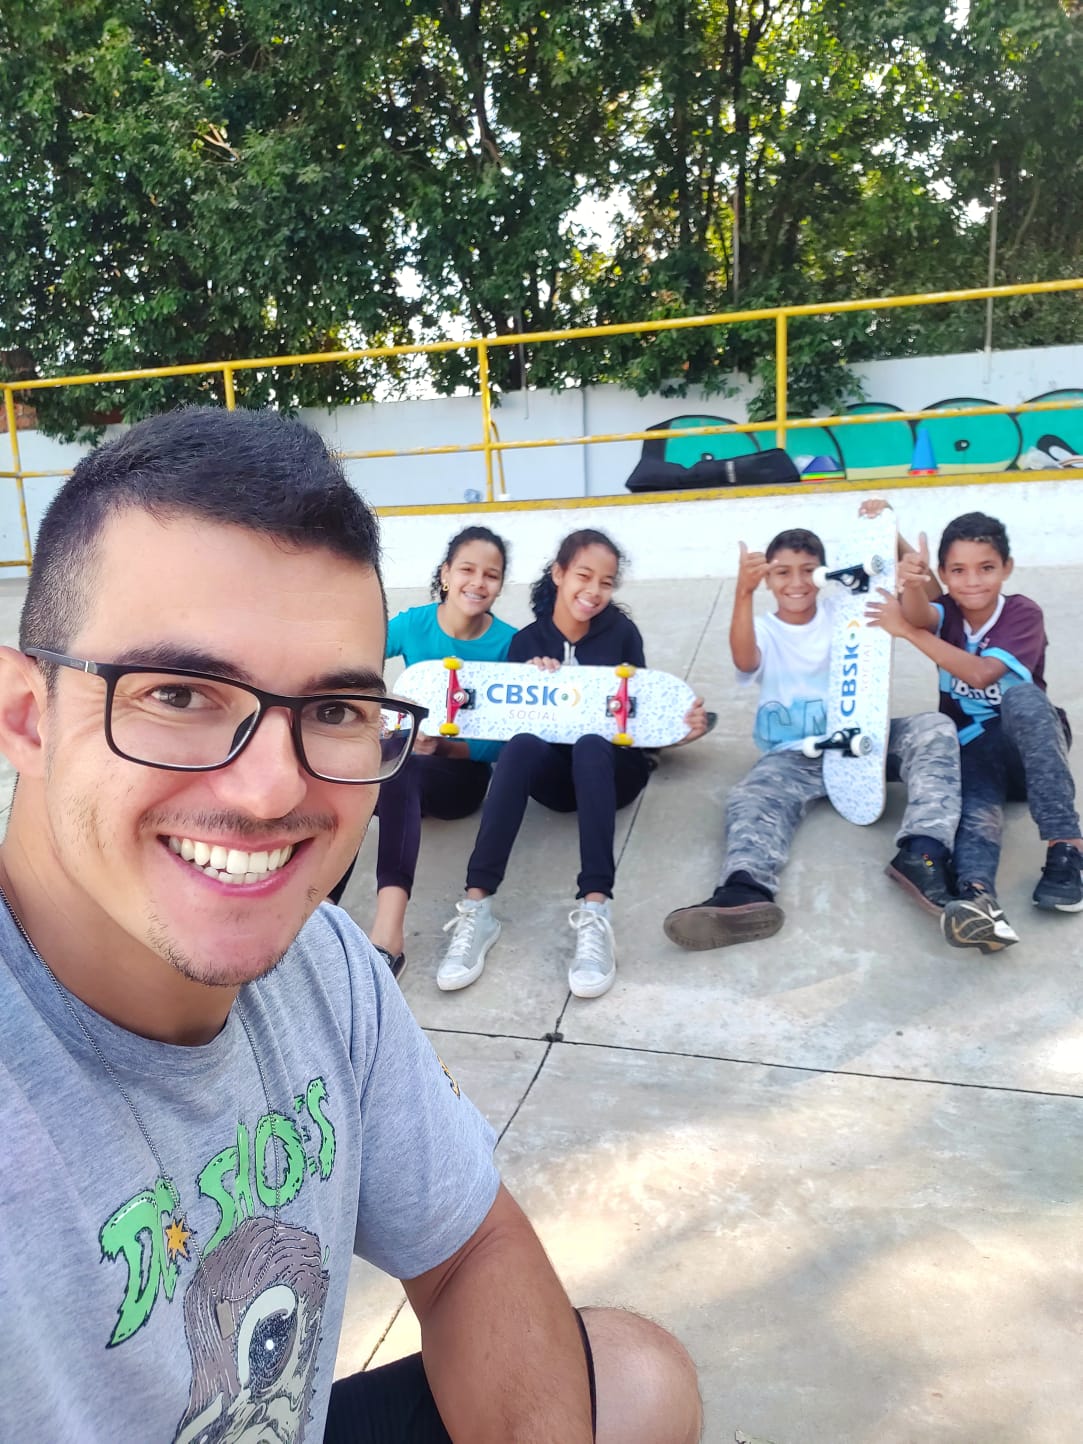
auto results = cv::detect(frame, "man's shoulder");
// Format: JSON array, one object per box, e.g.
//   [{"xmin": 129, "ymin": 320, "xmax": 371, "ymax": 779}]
[
  {"xmin": 285, "ymin": 901, "xmax": 379, "ymax": 973},
  {"xmin": 261, "ymin": 903, "xmax": 382, "ymax": 1022}
]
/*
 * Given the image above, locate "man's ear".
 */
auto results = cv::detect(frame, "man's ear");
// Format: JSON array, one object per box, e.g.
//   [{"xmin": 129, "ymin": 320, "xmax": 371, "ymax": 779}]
[
  {"xmin": 0, "ymin": 647, "xmax": 46, "ymax": 776},
  {"xmin": 1004, "ymin": 557, "xmax": 1014, "ymax": 580}
]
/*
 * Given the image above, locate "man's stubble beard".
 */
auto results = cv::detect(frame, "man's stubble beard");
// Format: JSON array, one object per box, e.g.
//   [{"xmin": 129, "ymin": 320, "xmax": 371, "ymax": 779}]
[{"xmin": 145, "ymin": 882, "xmax": 323, "ymax": 990}]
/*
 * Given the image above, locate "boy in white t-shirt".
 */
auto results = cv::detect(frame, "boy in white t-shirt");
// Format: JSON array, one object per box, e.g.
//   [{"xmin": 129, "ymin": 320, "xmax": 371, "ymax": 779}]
[{"xmin": 664, "ymin": 526, "xmax": 961, "ymax": 951}]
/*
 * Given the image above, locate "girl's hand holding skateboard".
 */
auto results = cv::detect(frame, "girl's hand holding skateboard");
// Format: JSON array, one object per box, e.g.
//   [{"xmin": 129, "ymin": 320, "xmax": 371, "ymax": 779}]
[
  {"xmin": 736, "ymin": 540, "xmax": 769, "ymax": 596},
  {"xmin": 674, "ymin": 696, "xmax": 709, "ymax": 746},
  {"xmin": 526, "ymin": 656, "xmax": 563, "ymax": 671}
]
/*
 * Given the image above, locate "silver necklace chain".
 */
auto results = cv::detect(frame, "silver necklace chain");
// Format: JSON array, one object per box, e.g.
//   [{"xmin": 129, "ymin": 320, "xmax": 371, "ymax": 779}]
[{"xmin": 0, "ymin": 881, "xmax": 281, "ymax": 1335}]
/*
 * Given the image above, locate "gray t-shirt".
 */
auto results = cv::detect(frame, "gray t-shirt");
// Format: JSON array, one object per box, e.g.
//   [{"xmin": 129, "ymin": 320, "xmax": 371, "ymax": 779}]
[{"xmin": 0, "ymin": 900, "xmax": 499, "ymax": 1441}]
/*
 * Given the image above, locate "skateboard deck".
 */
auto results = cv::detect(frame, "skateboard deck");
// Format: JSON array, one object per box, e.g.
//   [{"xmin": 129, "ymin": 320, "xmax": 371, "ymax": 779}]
[
  {"xmin": 803, "ymin": 512, "xmax": 896, "ymax": 824},
  {"xmin": 394, "ymin": 658, "xmax": 696, "ymax": 748}
]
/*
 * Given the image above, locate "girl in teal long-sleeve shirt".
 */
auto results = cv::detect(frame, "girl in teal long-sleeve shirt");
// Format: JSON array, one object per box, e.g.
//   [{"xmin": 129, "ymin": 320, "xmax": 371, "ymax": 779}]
[{"xmin": 329, "ymin": 526, "xmax": 513, "ymax": 977}]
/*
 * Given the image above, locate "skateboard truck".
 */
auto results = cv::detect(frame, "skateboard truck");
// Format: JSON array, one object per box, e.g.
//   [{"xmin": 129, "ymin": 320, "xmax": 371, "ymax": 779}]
[
  {"xmin": 439, "ymin": 656, "xmax": 475, "ymax": 736},
  {"xmin": 802, "ymin": 726, "xmax": 872, "ymax": 759},
  {"xmin": 606, "ymin": 663, "xmax": 638, "ymax": 746},
  {"xmin": 812, "ymin": 554, "xmax": 888, "ymax": 594}
]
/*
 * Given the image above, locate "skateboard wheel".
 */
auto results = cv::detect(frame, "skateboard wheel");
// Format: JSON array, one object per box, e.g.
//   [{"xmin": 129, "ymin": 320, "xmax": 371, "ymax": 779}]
[
  {"xmin": 439, "ymin": 721, "xmax": 460, "ymax": 737},
  {"xmin": 443, "ymin": 656, "xmax": 463, "ymax": 670},
  {"xmin": 867, "ymin": 553, "xmax": 887, "ymax": 576},
  {"xmin": 801, "ymin": 736, "xmax": 822, "ymax": 758},
  {"xmin": 812, "ymin": 566, "xmax": 828, "ymax": 589},
  {"xmin": 613, "ymin": 732, "xmax": 634, "ymax": 747},
  {"xmin": 850, "ymin": 733, "xmax": 871, "ymax": 756},
  {"xmin": 615, "ymin": 663, "xmax": 636, "ymax": 678}
]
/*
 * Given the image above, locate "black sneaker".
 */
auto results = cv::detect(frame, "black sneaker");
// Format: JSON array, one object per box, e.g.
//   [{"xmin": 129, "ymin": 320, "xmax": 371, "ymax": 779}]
[
  {"xmin": 941, "ymin": 885, "xmax": 1019, "ymax": 954},
  {"xmin": 885, "ymin": 846, "xmax": 953, "ymax": 914},
  {"xmin": 663, "ymin": 872, "xmax": 784, "ymax": 951},
  {"xmin": 1032, "ymin": 842, "xmax": 1083, "ymax": 912},
  {"xmin": 374, "ymin": 945, "xmax": 407, "ymax": 981}
]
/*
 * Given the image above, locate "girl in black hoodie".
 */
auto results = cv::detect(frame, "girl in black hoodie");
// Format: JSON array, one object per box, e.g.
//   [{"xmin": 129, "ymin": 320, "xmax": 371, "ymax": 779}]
[{"xmin": 437, "ymin": 528, "xmax": 706, "ymax": 1000}]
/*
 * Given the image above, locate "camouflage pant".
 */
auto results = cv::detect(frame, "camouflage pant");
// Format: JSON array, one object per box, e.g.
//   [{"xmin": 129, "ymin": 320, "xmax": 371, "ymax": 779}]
[
  {"xmin": 953, "ymin": 682, "xmax": 1079, "ymax": 893},
  {"xmin": 721, "ymin": 711, "xmax": 961, "ymax": 895}
]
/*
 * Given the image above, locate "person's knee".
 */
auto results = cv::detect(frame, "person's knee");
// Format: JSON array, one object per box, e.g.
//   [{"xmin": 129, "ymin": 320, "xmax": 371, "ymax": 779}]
[
  {"xmin": 1001, "ymin": 682, "xmax": 1048, "ymax": 723},
  {"xmin": 503, "ymin": 731, "xmax": 548, "ymax": 760},
  {"xmin": 922, "ymin": 712, "xmax": 957, "ymax": 744},
  {"xmin": 582, "ymin": 1306, "xmax": 703, "ymax": 1444},
  {"xmin": 894, "ymin": 710, "xmax": 957, "ymax": 751},
  {"xmin": 573, "ymin": 733, "xmax": 613, "ymax": 766},
  {"xmin": 496, "ymin": 732, "xmax": 550, "ymax": 779}
]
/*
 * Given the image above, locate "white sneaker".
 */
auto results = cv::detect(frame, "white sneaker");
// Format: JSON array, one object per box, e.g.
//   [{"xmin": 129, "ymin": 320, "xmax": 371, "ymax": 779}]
[
  {"xmin": 568, "ymin": 901, "xmax": 617, "ymax": 999},
  {"xmin": 437, "ymin": 898, "xmax": 501, "ymax": 991}
]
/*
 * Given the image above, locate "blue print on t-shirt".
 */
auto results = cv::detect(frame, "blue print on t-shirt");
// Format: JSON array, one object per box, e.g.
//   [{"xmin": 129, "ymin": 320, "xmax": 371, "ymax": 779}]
[{"xmin": 754, "ymin": 697, "xmax": 827, "ymax": 751}]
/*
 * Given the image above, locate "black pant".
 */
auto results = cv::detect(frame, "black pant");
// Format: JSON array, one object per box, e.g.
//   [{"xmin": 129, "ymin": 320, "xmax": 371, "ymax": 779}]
[
  {"xmin": 465, "ymin": 733, "xmax": 651, "ymax": 899},
  {"xmin": 323, "ymin": 1312, "xmax": 597, "ymax": 1442},
  {"xmin": 329, "ymin": 754, "xmax": 492, "ymax": 905},
  {"xmin": 953, "ymin": 683, "xmax": 1078, "ymax": 892}
]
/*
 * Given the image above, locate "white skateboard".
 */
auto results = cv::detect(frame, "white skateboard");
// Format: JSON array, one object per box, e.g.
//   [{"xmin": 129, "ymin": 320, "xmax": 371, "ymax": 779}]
[
  {"xmin": 802, "ymin": 512, "xmax": 896, "ymax": 824},
  {"xmin": 393, "ymin": 659, "xmax": 696, "ymax": 748}
]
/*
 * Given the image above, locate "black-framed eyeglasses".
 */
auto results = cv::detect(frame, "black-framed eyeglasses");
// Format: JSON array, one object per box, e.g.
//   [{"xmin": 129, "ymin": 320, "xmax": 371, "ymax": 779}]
[{"xmin": 25, "ymin": 649, "xmax": 430, "ymax": 785}]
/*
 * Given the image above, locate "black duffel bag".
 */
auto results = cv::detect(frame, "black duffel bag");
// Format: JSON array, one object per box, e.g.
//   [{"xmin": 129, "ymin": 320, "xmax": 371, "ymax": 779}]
[{"xmin": 624, "ymin": 446, "xmax": 799, "ymax": 493}]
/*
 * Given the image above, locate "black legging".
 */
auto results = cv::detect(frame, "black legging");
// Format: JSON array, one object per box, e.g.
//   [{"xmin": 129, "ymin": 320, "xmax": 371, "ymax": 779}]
[
  {"xmin": 329, "ymin": 754, "xmax": 492, "ymax": 905},
  {"xmin": 465, "ymin": 732, "xmax": 651, "ymax": 899}
]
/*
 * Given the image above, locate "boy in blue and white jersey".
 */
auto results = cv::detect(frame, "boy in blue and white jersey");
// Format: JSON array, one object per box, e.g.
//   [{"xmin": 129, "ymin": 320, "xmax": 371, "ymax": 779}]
[
  {"xmin": 665, "ymin": 525, "xmax": 961, "ymax": 952},
  {"xmin": 870, "ymin": 510, "xmax": 1083, "ymax": 954}
]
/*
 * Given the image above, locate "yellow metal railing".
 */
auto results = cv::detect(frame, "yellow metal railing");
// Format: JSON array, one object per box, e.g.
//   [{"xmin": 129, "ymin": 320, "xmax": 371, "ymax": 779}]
[{"xmin": 2, "ymin": 276, "xmax": 1082, "ymax": 568}]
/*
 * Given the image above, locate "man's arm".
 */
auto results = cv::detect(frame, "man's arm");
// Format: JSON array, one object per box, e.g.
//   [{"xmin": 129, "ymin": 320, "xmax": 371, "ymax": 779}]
[
  {"xmin": 866, "ymin": 590, "xmax": 1008, "ymax": 690},
  {"xmin": 404, "ymin": 1183, "xmax": 593, "ymax": 1444},
  {"xmin": 730, "ymin": 540, "xmax": 766, "ymax": 673}
]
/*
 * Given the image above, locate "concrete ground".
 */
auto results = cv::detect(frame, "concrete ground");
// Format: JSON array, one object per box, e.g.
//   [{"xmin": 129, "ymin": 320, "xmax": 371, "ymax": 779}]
[
  {"xmin": 2, "ymin": 563, "xmax": 1081, "ymax": 1442},
  {"xmin": 336, "ymin": 566, "xmax": 1083, "ymax": 1444}
]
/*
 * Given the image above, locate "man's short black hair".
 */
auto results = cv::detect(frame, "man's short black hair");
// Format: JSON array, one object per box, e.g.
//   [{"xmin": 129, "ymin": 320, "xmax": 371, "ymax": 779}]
[
  {"xmin": 20, "ymin": 407, "xmax": 383, "ymax": 660},
  {"xmin": 765, "ymin": 528, "xmax": 826, "ymax": 566},
  {"xmin": 937, "ymin": 511, "xmax": 1011, "ymax": 567}
]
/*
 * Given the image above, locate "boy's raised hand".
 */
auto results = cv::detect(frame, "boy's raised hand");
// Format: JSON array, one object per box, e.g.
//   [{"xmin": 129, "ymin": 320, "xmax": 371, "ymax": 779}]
[
  {"xmin": 736, "ymin": 540, "xmax": 769, "ymax": 597},
  {"xmin": 897, "ymin": 531, "xmax": 932, "ymax": 593},
  {"xmin": 858, "ymin": 498, "xmax": 891, "ymax": 519}
]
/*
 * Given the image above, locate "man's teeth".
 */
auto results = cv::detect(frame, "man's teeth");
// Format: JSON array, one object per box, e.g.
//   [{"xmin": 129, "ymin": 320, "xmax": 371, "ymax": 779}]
[{"xmin": 167, "ymin": 836, "xmax": 295, "ymax": 884}]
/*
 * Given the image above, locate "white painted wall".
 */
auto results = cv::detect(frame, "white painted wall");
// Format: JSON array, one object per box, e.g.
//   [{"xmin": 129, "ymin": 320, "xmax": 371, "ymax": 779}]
[
  {"xmin": 2, "ymin": 341, "xmax": 1080, "ymax": 578},
  {"xmin": 378, "ymin": 478, "xmax": 1083, "ymax": 589}
]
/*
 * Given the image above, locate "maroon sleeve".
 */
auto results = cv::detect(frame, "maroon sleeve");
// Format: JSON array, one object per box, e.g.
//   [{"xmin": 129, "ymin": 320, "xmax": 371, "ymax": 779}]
[{"xmin": 984, "ymin": 597, "xmax": 1047, "ymax": 678}]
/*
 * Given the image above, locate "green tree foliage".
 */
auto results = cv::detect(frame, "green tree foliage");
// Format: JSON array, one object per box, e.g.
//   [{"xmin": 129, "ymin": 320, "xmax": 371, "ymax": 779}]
[
  {"xmin": 0, "ymin": 0, "xmax": 420, "ymax": 434},
  {"xmin": 0, "ymin": 0, "xmax": 1079, "ymax": 435}
]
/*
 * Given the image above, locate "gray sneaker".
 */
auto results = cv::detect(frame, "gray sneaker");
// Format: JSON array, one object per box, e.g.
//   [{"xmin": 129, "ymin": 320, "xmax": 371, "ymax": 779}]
[
  {"xmin": 568, "ymin": 901, "xmax": 617, "ymax": 999},
  {"xmin": 437, "ymin": 897, "xmax": 501, "ymax": 991}
]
